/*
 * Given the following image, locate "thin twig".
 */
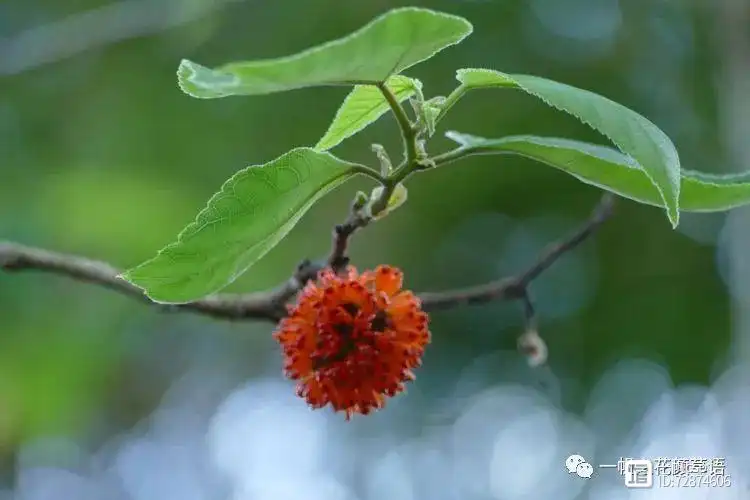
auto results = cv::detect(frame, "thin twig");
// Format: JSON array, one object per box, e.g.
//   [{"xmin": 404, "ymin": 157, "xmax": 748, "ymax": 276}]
[
  {"xmin": 370, "ymin": 82, "xmax": 422, "ymax": 216},
  {"xmin": 328, "ymin": 210, "xmax": 369, "ymax": 273},
  {"xmin": 327, "ymin": 198, "xmax": 373, "ymax": 274},
  {"xmin": 0, "ymin": 194, "xmax": 615, "ymax": 322},
  {"xmin": 519, "ymin": 289, "xmax": 537, "ymax": 331},
  {"xmin": 377, "ymin": 81, "xmax": 418, "ymax": 167},
  {"xmin": 418, "ymin": 193, "xmax": 615, "ymax": 311}
]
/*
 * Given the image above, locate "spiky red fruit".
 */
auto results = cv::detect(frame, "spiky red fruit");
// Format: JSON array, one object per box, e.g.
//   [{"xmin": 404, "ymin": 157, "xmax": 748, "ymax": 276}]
[{"xmin": 273, "ymin": 265, "xmax": 430, "ymax": 419}]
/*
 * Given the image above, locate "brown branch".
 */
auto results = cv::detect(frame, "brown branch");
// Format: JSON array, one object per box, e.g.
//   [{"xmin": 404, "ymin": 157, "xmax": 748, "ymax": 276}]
[
  {"xmin": 328, "ymin": 214, "xmax": 369, "ymax": 273},
  {"xmin": 0, "ymin": 242, "xmax": 315, "ymax": 322},
  {"xmin": 418, "ymin": 193, "xmax": 616, "ymax": 311},
  {"xmin": 327, "ymin": 197, "xmax": 373, "ymax": 274},
  {"xmin": 0, "ymin": 194, "xmax": 615, "ymax": 323}
]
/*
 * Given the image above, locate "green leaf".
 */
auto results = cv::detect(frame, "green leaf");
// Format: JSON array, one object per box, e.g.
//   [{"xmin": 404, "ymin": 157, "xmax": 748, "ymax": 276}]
[
  {"xmin": 444, "ymin": 132, "xmax": 750, "ymax": 213},
  {"xmin": 120, "ymin": 148, "xmax": 367, "ymax": 303},
  {"xmin": 452, "ymin": 69, "xmax": 682, "ymax": 227},
  {"xmin": 315, "ymin": 75, "xmax": 421, "ymax": 152},
  {"xmin": 370, "ymin": 183, "xmax": 408, "ymax": 219},
  {"xmin": 178, "ymin": 8, "xmax": 472, "ymax": 99}
]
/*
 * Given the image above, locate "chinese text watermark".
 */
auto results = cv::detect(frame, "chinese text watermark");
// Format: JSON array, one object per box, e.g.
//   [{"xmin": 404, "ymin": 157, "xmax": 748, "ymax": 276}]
[
  {"xmin": 567, "ymin": 454, "xmax": 734, "ymax": 489},
  {"xmin": 613, "ymin": 456, "xmax": 731, "ymax": 489}
]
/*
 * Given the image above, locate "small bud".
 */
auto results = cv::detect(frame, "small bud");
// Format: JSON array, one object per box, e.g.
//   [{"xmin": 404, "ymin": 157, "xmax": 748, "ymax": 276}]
[
  {"xmin": 517, "ymin": 329, "xmax": 548, "ymax": 367},
  {"xmin": 352, "ymin": 191, "xmax": 369, "ymax": 210}
]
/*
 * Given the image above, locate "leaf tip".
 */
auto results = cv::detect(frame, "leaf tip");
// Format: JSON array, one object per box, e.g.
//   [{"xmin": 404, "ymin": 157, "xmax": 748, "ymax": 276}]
[
  {"xmin": 444, "ymin": 130, "xmax": 473, "ymax": 146},
  {"xmin": 668, "ymin": 207, "xmax": 680, "ymax": 229},
  {"xmin": 119, "ymin": 264, "xmax": 199, "ymax": 305},
  {"xmin": 176, "ymin": 58, "xmax": 198, "ymax": 80},
  {"xmin": 117, "ymin": 268, "xmax": 166, "ymax": 303},
  {"xmin": 176, "ymin": 58, "xmax": 232, "ymax": 99},
  {"xmin": 177, "ymin": 58, "xmax": 201, "ymax": 97},
  {"xmin": 117, "ymin": 264, "xmax": 146, "ymax": 288}
]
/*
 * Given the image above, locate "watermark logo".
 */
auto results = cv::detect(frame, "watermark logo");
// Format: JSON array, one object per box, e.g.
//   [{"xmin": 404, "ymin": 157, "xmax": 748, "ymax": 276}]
[
  {"xmin": 611, "ymin": 456, "xmax": 731, "ymax": 489},
  {"xmin": 566, "ymin": 454, "xmax": 733, "ymax": 489},
  {"xmin": 622, "ymin": 459, "xmax": 653, "ymax": 488},
  {"xmin": 565, "ymin": 454, "xmax": 594, "ymax": 479}
]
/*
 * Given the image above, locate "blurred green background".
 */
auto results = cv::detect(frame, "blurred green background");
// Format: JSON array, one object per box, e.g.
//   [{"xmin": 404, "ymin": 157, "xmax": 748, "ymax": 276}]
[{"xmin": 1, "ymin": 0, "xmax": 747, "ymax": 489}]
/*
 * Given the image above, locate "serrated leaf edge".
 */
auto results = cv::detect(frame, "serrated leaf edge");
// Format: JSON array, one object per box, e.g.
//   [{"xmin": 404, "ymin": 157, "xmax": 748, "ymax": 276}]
[
  {"xmin": 177, "ymin": 8, "xmax": 473, "ymax": 98},
  {"xmin": 455, "ymin": 68, "xmax": 682, "ymax": 227},
  {"xmin": 119, "ymin": 148, "xmax": 365, "ymax": 304},
  {"xmin": 315, "ymin": 76, "xmax": 422, "ymax": 151}
]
